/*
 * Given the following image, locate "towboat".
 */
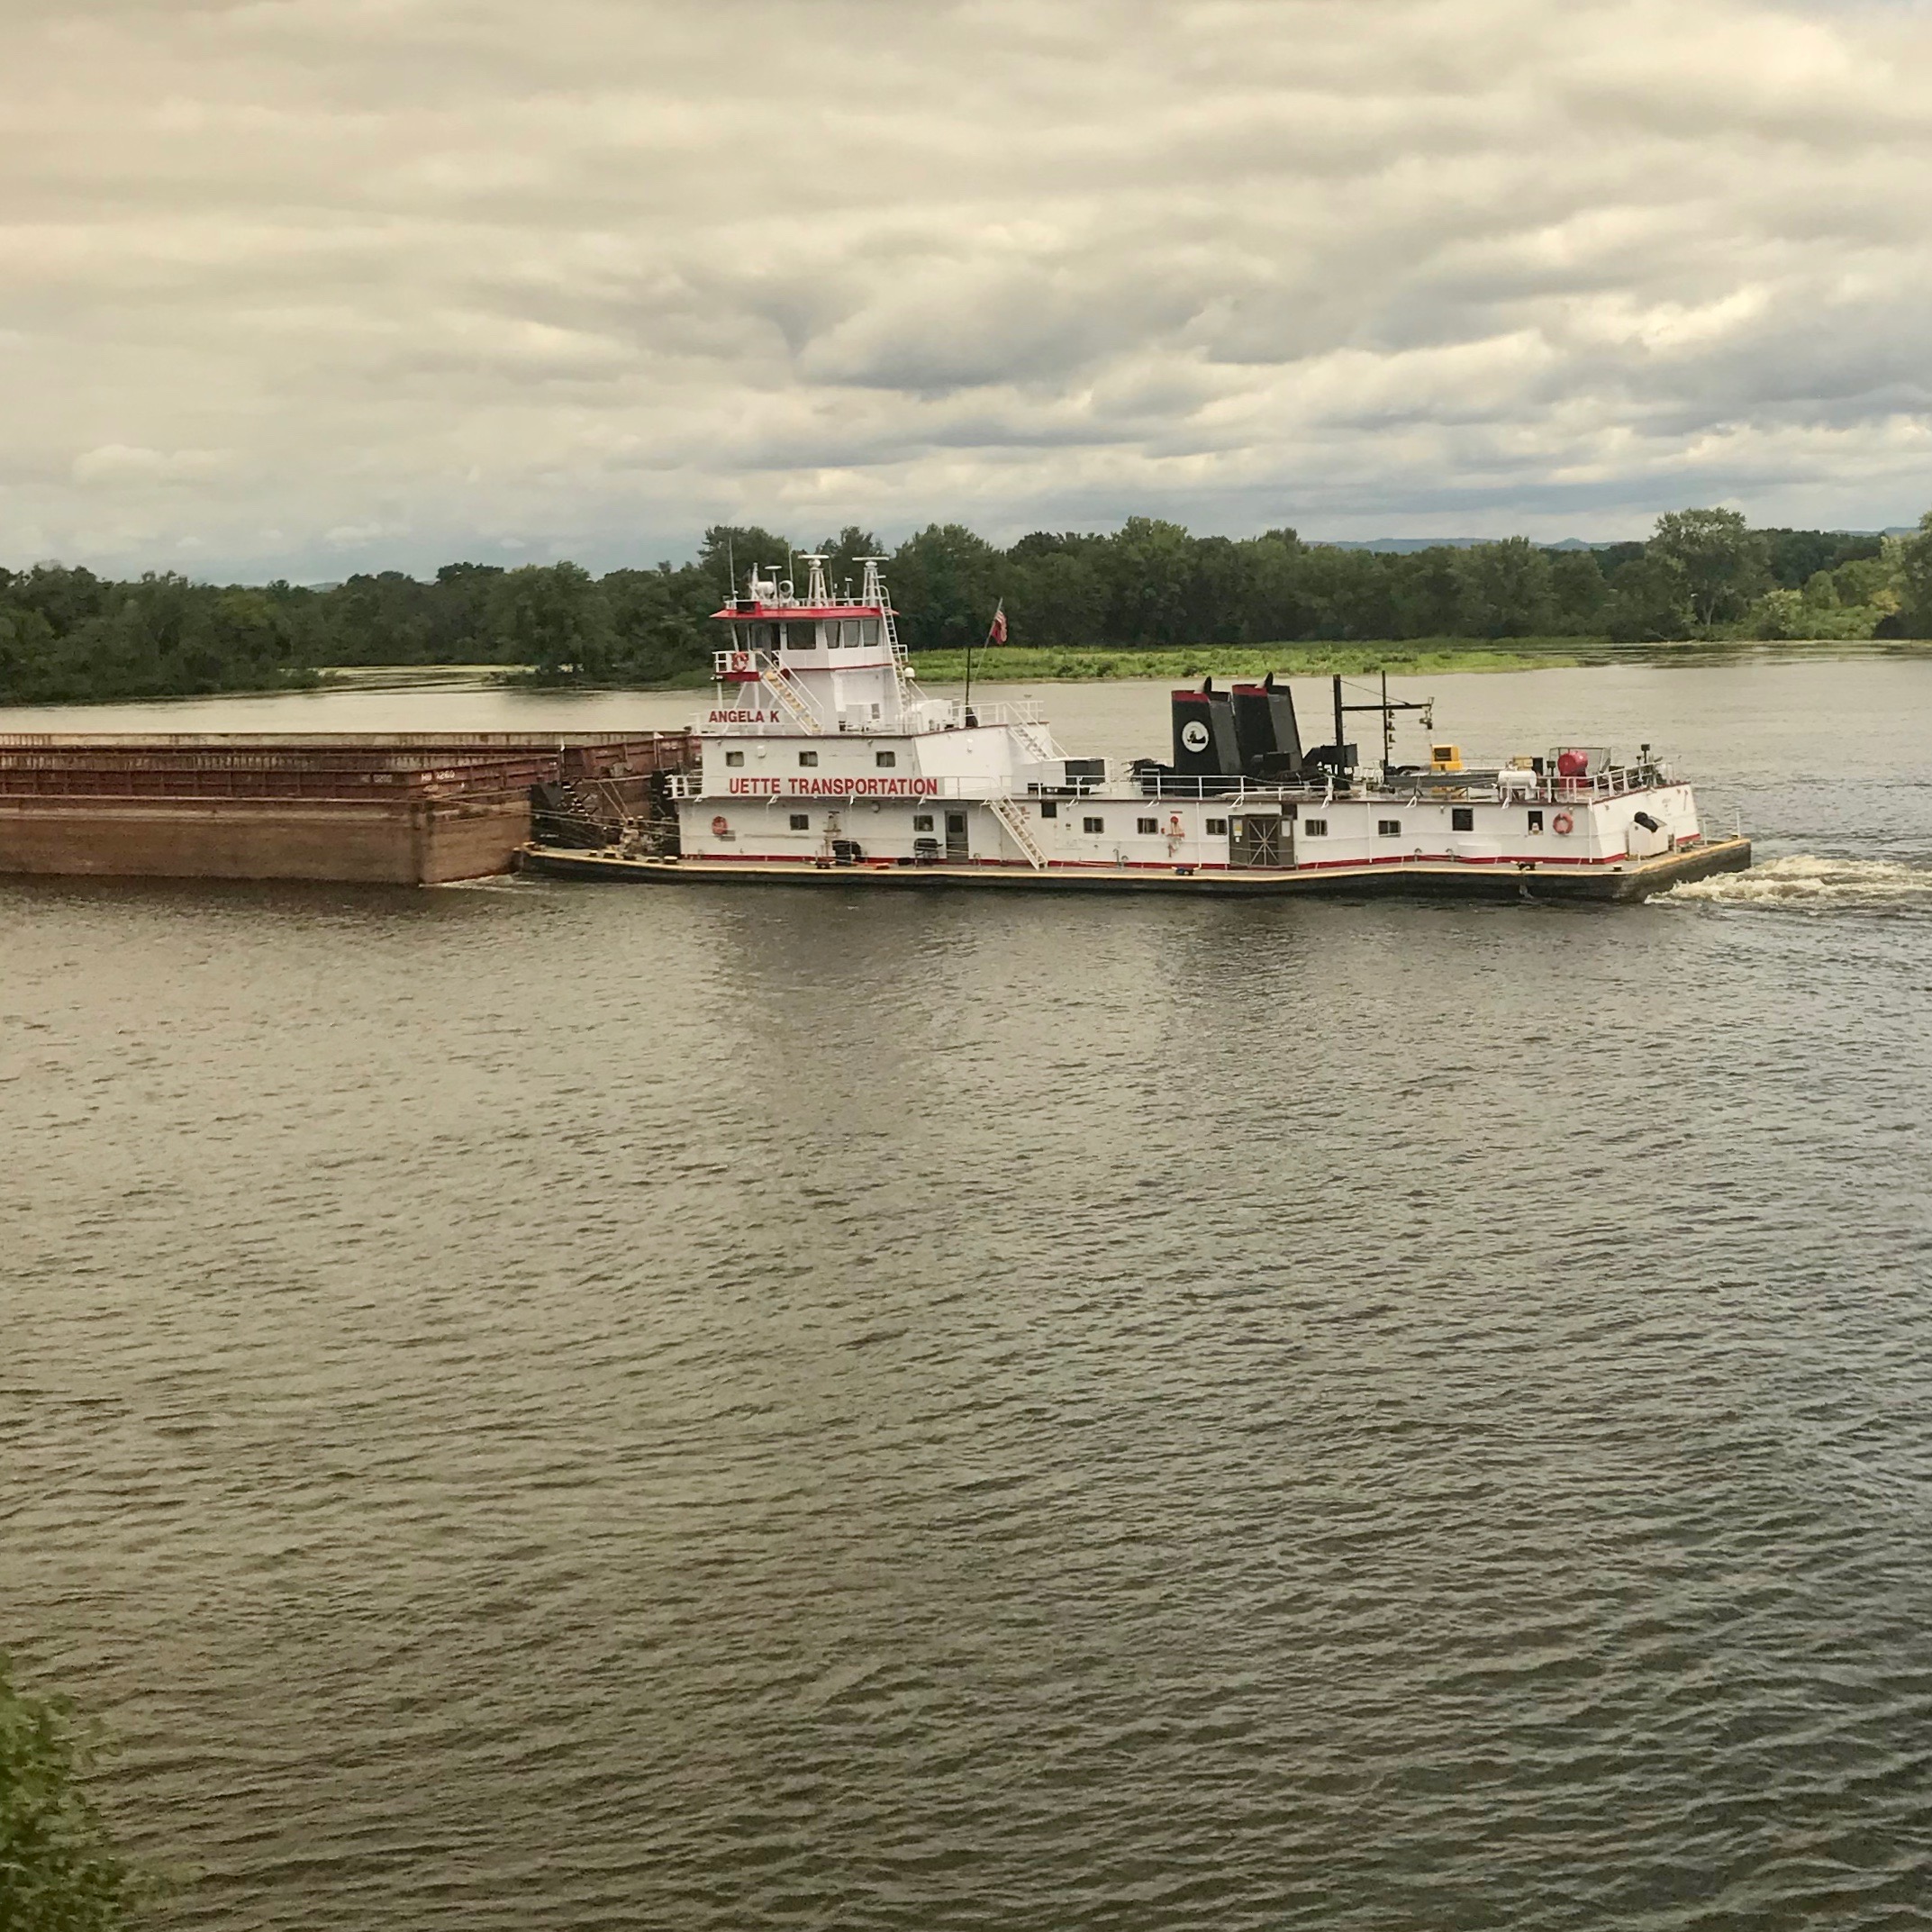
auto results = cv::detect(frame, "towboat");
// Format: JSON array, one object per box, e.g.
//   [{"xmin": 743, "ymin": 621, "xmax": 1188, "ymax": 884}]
[{"xmin": 522, "ymin": 556, "xmax": 1750, "ymax": 901}]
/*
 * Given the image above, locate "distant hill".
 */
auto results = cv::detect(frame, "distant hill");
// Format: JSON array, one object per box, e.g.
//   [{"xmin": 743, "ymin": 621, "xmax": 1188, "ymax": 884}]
[{"xmin": 1315, "ymin": 530, "xmax": 1915, "ymax": 553}]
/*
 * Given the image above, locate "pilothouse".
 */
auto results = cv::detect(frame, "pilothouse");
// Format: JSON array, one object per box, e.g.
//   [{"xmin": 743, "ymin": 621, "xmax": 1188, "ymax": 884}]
[{"xmin": 524, "ymin": 558, "xmax": 1751, "ymax": 901}]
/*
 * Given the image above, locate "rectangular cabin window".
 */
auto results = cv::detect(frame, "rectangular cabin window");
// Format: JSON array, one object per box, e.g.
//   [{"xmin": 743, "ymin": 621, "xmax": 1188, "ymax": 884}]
[
  {"xmin": 860, "ymin": 618, "xmax": 880, "ymax": 647},
  {"xmin": 725, "ymin": 749, "xmax": 744, "ymax": 767},
  {"xmin": 1039, "ymin": 800, "xmax": 1057, "ymax": 819},
  {"xmin": 1137, "ymin": 818, "xmax": 1158, "ymax": 834},
  {"xmin": 1083, "ymin": 816, "xmax": 1104, "ymax": 834},
  {"xmin": 913, "ymin": 814, "xmax": 934, "ymax": 832},
  {"xmin": 1528, "ymin": 810, "xmax": 1545, "ymax": 833},
  {"xmin": 1302, "ymin": 818, "xmax": 1327, "ymax": 837},
  {"xmin": 789, "ymin": 813, "xmax": 809, "ymax": 830},
  {"xmin": 1452, "ymin": 807, "xmax": 1474, "ymax": 831},
  {"xmin": 798, "ymin": 750, "xmax": 818, "ymax": 767},
  {"xmin": 1205, "ymin": 818, "xmax": 1228, "ymax": 836},
  {"xmin": 875, "ymin": 750, "xmax": 897, "ymax": 768},
  {"xmin": 1379, "ymin": 819, "xmax": 1401, "ymax": 837},
  {"xmin": 748, "ymin": 622, "xmax": 776, "ymax": 652},
  {"xmin": 842, "ymin": 620, "xmax": 862, "ymax": 648},
  {"xmin": 785, "ymin": 621, "xmax": 819, "ymax": 651}
]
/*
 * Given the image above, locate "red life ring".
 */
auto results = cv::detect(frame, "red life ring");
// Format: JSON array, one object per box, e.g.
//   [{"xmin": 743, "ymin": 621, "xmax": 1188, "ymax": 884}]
[
  {"xmin": 726, "ymin": 650, "xmax": 754, "ymax": 678},
  {"xmin": 711, "ymin": 814, "xmax": 730, "ymax": 837},
  {"xmin": 1552, "ymin": 812, "xmax": 1574, "ymax": 836}
]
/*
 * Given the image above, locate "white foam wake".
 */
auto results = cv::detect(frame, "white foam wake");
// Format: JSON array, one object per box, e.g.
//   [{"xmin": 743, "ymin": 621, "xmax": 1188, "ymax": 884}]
[{"xmin": 1662, "ymin": 854, "xmax": 1932, "ymax": 908}]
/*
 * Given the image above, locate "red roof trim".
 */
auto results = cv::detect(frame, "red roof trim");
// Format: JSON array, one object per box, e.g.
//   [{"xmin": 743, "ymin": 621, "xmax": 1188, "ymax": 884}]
[{"xmin": 711, "ymin": 604, "xmax": 885, "ymax": 622}]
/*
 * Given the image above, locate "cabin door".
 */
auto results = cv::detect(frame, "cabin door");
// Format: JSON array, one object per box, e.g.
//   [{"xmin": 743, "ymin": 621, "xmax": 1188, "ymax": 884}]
[
  {"xmin": 1230, "ymin": 812, "xmax": 1286, "ymax": 867},
  {"xmin": 945, "ymin": 811, "xmax": 970, "ymax": 862}
]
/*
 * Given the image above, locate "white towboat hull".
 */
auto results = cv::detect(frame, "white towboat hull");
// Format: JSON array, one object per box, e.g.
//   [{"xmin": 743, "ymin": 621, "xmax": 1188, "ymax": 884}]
[{"xmin": 521, "ymin": 835, "xmax": 1752, "ymax": 903}]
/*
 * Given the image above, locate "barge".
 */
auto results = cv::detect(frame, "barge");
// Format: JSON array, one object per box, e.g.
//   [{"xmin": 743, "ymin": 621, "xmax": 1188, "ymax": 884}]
[{"xmin": 521, "ymin": 558, "xmax": 1750, "ymax": 902}]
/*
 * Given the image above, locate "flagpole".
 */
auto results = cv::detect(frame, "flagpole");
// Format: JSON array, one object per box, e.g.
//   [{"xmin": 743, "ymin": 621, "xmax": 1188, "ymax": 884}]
[{"xmin": 966, "ymin": 598, "xmax": 1004, "ymax": 721}]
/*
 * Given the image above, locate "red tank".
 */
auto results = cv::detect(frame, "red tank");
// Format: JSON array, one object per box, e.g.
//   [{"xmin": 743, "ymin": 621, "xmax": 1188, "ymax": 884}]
[{"xmin": 1556, "ymin": 749, "xmax": 1591, "ymax": 779}]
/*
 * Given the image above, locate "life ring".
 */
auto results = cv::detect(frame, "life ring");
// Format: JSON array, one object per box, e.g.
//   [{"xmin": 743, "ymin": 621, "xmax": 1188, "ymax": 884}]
[
  {"xmin": 711, "ymin": 814, "xmax": 730, "ymax": 837},
  {"xmin": 726, "ymin": 650, "xmax": 754, "ymax": 678},
  {"xmin": 1552, "ymin": 812, "xmax": 1574, "ymax": 836},
  {"xmin": 1166, "ymin": 814, "xmax": 1184, "ymax": 838}
]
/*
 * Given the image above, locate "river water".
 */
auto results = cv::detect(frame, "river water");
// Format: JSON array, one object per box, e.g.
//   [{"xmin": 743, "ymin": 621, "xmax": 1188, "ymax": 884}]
[{"xmin": 5, "ymin": 657, "xmax": 1931, "ymax": 1930}]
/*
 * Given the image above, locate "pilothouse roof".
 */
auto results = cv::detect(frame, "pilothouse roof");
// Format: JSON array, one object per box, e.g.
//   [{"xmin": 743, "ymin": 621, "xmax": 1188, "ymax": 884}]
[{"xmin": 712, "ymin": 552, "xmax": 894, "ymax": 622}]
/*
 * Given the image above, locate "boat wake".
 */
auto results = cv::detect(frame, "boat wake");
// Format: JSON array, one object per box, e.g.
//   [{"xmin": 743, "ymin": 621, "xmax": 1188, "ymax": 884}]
[{"xmin": 1661, "ymin": 854, "xmax": 1932, "ymax": 910}]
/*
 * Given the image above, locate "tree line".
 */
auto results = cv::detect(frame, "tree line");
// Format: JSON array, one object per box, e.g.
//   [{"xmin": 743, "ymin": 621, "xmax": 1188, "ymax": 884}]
[{"xmin": 5, "ymin": 509, "xmax": 1931, "ymax": 705}]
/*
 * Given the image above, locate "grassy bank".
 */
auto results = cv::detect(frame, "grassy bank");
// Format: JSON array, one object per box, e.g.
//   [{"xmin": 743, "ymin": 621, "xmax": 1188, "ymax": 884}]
[{"xmin": 908, "ymin": 639, "xmax": 1595, "ymax": 685}]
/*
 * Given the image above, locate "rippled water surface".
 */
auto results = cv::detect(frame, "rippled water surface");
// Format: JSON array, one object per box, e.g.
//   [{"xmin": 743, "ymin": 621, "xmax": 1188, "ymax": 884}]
[{"xmin": 5, "ymin": 658, "xmax": 1932, "ymax": 1930}]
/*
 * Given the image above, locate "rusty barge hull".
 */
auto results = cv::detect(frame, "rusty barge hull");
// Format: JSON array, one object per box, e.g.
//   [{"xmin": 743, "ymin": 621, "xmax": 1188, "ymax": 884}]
[{"xmin": 0, "ymin": 732, "xmax": 693, "ymax": 884}]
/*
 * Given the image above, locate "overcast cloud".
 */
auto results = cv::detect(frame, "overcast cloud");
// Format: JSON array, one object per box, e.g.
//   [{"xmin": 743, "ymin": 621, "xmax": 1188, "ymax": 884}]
[{"xmin": 4, "ymin": 0, "xmax": 1930, "ymax": 576}]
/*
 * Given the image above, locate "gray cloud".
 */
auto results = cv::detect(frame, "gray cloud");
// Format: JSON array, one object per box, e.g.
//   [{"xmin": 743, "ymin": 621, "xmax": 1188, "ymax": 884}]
[{"xmin": 3, "ymin": 0, "xmax": 1929, "ymax": 577}]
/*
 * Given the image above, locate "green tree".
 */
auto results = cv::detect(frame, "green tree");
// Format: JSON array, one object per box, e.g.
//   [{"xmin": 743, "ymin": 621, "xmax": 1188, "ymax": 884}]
[
  {"xmin": 1747, "ymin": 587, "xmax": 1809, "ymax": 639},
  {"xmin": 697, "ymin": 525, "xmax": 794, "ymax": 603},
  {"xmin": 1548, "ymin": 550, "xmax": 1609, "ymax": 633},
  {"xmin": 485, "ymin": 562, "xmax": 613, "ymax": 677},
  {"xmin": 812, "ymin": 526, "xmax": 883, "ymax": 602},
  {"xmin": 1894, "ymin": 511, "xmax": 1932, "ymax": 637},
  {"xmin": 1647, "ymin": 508, "xmax": 1769, "ymax": 628},
  {"xmin": 887, "ymin": 523, "xmax": 1000, "ymax": 653},
  {"xmin": 1, "ymin": 1657, "xmax": 154, "ymax": 1931},
  {"xmin": 1386, "ymin": 548, "xmax": 1463, "ymax": 639},
  {"xmin": 1004, "ymin": 540, "xmax": 1105, "ymax": 649},
  {"xmin": 1239, "ymin": 530, "xmax": 1314, "ymax": 642},
  {"xmin": 1453, "ymin": 538, "xmax": 1556, "ymax": 638},
  {"xmin": 1604, "ymin": 552, "xmax": 1693, "ymax": 641}
]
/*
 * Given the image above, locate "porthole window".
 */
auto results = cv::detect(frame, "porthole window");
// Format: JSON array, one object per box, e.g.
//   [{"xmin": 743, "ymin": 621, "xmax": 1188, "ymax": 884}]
[
  {"xmin": 1302, "ymin": 818, "xmax": 1328, "ymax": 837},
  {"xmin": 1205, "ymin": 817, "xmax": 1228, "ymax": 836},
  {"xmin": 725, "ymin": 749, "xmax": 744, "ymax": 767},
  {"xmin": 1083, "ymin": 816, "xmax": 1104, "ymax": 834},
  {"xmin": 798, "ymin": 750, "xmax": 818, "ymax": 767},
  {"xmin": 1137, "ymin": 818, "xmax": 1158, "ymax": 834},
  {"xmin": 789, "ymin": 813, "xmax": 809, "ymax": 830},
  {"xmin": 1378, "ymin": 819, "xmax": 1401, "ymax": 837},
  {"xmin": 912, "ymin": 814, "xmax": 934, "ymax": 832},
  {"xmin": 875, "ymin": 750, "xmax": 897, "ymax": 768},
  {"xmin": 1452, "ymin": 807, "xmax": 1474, "ymax": 831}
]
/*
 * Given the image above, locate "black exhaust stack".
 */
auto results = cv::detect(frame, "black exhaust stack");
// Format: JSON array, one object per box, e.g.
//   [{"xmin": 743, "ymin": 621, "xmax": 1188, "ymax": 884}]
[
  {"xmin": 1171, "ymin": 679, "xmax": 1241, "ymax": 777},
  {"xmin": 1230, "ymin": 675, "xmax": 1305, "ymax": 777}
]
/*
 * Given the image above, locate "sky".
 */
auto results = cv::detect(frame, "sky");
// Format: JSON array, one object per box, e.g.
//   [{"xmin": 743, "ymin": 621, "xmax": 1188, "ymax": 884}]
[{"xmin": 4, "ymin": 0, "xmax": 1930, "ymax": 580}]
